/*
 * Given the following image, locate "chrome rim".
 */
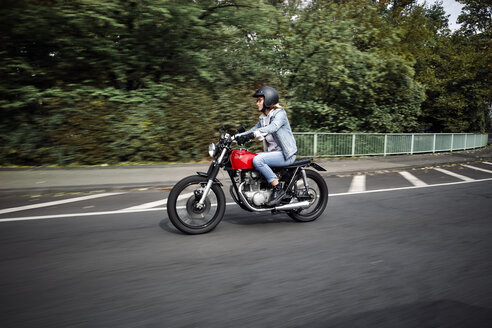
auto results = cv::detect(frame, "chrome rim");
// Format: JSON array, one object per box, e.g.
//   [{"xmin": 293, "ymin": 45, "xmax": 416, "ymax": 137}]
[{"xmin": 175, "ymin": 183, "xmax": 219, "ymax": 228}]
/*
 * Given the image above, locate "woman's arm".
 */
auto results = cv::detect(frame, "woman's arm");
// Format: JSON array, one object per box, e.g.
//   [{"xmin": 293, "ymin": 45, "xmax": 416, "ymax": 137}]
[
  {"xmin": 242, "ymin": 120, "xmax": 261, "ymax": 135},
  {"xmin": 256, "ymin": 109, "xmax": 286, "ymax": 135}
]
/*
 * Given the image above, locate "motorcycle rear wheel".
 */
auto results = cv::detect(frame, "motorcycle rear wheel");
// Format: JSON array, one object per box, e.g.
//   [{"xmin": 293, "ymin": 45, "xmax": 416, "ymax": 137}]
[
  {"xmin": 288, "ymin": 169, "xmax": 328, "ymax": 222},
  {"xmin": 167, "ymin": 175, "xmax": 226, "ymax": 234}
]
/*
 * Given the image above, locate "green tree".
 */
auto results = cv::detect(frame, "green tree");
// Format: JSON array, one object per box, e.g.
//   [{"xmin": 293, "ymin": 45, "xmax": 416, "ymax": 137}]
[
  {"xmin": 283, "ymin": 0, "xmax": 424, "ymax": 132},
  {"xmin": 385, "ymin": 0, "xmax": 490, "ymax": 132},
  {"xmin": 1, "ymin": 0, "xmax": 489, "ymax": 165},
  {"xmin": 0, "ymin": 0, "xmax": 281, "ymax": 165},
  {"xmin": 457, "ymin": 0, "xmax": 491, "ymax": 130}
]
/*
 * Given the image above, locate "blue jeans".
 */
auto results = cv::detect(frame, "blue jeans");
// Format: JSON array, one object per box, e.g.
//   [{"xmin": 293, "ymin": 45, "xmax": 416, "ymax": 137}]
[{"xmin": 252, "ymin": 151, "xmax": 296, "ymax": 184}]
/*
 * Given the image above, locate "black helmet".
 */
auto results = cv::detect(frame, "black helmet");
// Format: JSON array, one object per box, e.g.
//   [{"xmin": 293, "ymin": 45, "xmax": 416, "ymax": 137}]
[{"xmin": 253, "ymin": 86, "xmax": 279, "ymax": 112}]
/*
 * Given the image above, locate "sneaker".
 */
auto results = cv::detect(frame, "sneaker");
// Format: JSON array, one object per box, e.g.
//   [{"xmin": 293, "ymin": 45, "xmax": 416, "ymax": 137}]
[{"xmin": 266, "ymin": 184, "xmax": 285, "ymax": 206}]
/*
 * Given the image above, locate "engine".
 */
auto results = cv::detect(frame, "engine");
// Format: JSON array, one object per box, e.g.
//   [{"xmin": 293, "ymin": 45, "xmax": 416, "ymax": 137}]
[{"xmin": 242, "ymin": 170, "xmax": 272, "ymax": 206}]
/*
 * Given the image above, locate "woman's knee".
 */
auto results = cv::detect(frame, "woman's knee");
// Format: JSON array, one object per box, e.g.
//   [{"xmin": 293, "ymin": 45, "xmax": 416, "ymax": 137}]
[{"xmin": 252, "ymin": 154, "xmax": 265, "ymax": 168}]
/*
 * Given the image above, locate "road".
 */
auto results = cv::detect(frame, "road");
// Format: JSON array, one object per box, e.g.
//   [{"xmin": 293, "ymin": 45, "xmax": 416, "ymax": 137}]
[{"xmin": 1, "ymin": 162, "xmax": 492, "ymax": 327}]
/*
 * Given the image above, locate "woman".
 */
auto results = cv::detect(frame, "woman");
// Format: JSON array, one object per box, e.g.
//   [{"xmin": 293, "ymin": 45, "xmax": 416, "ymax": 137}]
[{"xmin": 236, "ymin": 86, "xmax": 297, "ymax": 206}]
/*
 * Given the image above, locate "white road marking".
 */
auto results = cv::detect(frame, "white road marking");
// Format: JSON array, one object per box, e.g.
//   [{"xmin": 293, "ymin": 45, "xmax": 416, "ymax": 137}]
[
  {"xmin": 433, "ymin": 167, "xmax": 474, "ymax": 181},
  {"xmin": 0, "ymin": 208, "xmax": 168, "ymax": 222},
  {"xmin": 483, "ymin": 162, "xmax": 492, "ymax": 166},
  {"xmin": 0, "ymin": 192, "xmax": 125, "ymax": 215},
  {"xmin": 123, "ymin": 199, "xmax": 167, "ymax": 210},
  {"xmin": 329, "ymin": 177, "xmax": 492, "ymax": 197},
  {"xmin": 462, "ymin": 164, "xmax": 492, "ymax": 174},
  {"xmin": 398, "ymin": 171, "xmax": 428, "ymax": 187},
  {"xmin": 0, "ymin": 202, "xmax": 238, "ymax": 222},
  {"xmin": 123, "ymin": 192, "xmax": 194, "ymax": 210},
  {"xmin": 348, "ymin": 175, "xmax": 366, "ymax": 193},
  {"xmin": 2, "ymin": 177, "xmax": 492, "ymax": 223}
]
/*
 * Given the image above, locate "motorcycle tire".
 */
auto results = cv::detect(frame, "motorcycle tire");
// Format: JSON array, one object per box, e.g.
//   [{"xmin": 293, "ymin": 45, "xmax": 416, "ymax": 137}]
[
  {"xmin": 167, "ymin": 175, "xmax": 226, "ymax": 234},
  {"xmin": 288, "ymin": 169, "xmax": 328, "ymax": 222}
]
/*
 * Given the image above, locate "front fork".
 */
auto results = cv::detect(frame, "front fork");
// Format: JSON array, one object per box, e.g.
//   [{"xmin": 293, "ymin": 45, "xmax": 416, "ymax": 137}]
[{"xmin": 196, "ymin": 148, "xmax": 227, "ymax": 209}]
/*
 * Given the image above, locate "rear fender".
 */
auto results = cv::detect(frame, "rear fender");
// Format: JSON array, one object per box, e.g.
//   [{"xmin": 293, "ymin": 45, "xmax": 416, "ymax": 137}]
[{"xmin": 309, "ymin": 163, "xmax": 327, "ymax": 172}]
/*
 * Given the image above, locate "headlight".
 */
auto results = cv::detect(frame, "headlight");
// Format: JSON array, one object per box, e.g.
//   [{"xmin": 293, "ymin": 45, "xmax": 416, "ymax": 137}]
[{"xmin": 208, "ymin": 143, "xmax": 217, "ymax": 158}]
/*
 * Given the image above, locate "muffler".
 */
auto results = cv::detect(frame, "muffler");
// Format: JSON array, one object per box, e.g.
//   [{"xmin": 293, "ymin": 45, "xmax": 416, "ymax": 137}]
[{"xmin": 274, "ymin": 201, "xmax": 311, "ymax": 211}]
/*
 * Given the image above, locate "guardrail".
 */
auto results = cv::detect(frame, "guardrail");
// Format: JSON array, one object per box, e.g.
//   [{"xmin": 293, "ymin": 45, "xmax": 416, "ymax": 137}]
[{"xmin": 293, "ymin": 133, "xmax": 489, "ymax": 157}]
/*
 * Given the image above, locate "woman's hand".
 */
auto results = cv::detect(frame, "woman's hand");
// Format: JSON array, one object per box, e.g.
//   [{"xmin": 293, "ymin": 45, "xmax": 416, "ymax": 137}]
[
  {"xmin": 254, "ymin": 130, "xmax": 266, "ymax": 141},
  {"xmin": 235, "ymin": 132, "xmax": 254, "ymax": 145}
]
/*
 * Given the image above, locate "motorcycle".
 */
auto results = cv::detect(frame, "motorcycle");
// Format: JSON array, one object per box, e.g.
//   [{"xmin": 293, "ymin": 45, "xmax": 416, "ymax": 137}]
[{"xmin": 166, "ymin": 128, "xmax": 329, "ymax": 234}]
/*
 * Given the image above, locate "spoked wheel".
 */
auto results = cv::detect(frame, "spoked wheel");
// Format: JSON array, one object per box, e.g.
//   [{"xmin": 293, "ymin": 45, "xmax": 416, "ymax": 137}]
[
  {"xmin": 288, "ymin": 169, "xmax": 328, "ymax": 222},
  {"xmin": 167, "ymin": 176, "xmax": 226, "ymax": 234}
]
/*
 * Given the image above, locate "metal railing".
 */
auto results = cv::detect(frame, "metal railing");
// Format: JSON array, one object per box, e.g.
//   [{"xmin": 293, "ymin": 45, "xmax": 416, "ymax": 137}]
[{"xmin": 293, "ymin": 133, "xmax": 489, "ymax": 157}]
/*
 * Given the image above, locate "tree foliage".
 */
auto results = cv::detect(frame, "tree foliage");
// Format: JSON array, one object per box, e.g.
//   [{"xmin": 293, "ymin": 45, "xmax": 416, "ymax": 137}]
[
  {"xmin": 284, "ymin": 0, "xmax": 424, "ymax": 132},
  {"xmin": 0, "ymin": 0, "xmax": 490, "ymax": 165}
]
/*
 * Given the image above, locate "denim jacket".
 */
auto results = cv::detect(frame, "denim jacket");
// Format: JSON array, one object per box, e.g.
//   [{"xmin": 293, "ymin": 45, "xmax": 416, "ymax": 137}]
[{"xmin": 240, "ymin": 108, "xmax": 297, "ymax": 160}]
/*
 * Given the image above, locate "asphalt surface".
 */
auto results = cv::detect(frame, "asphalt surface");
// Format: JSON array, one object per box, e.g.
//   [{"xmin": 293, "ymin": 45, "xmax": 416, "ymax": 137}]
[
  {"xmin": 1, "ymin": 147, "xmax": 492, "ymax": 327},
  {"xmin": 1, "ymin": 180, "xmax": 492, "ymax": 327}
]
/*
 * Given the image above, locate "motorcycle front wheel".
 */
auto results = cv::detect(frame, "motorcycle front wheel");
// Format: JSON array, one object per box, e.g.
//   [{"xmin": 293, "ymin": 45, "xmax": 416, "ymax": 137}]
[
  {"xmin": 288, "ymin": 169, "xmax": 328, "ymax": 222},
  {"xmin": 167, "ymin": 175, "xmax": 226, "ymax": 234}
]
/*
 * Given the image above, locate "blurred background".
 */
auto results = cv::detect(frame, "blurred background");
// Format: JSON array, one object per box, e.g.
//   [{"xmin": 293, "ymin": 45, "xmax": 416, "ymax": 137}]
[{"xmin": 1, "ymin": 0, "xmax": 490, "ymax": 166}]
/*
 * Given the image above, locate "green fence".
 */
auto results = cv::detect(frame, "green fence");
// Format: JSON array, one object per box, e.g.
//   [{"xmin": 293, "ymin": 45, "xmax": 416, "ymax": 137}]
[{"xmin": 293, "ymin": 133, "xmax": 489, "ymax": 157}]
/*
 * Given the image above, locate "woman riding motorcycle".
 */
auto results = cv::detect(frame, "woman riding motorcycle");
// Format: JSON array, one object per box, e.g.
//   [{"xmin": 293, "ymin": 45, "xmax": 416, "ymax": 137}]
[{"xmin": 236, "ymin": 86, "xmax": 297, "ymax": 206}]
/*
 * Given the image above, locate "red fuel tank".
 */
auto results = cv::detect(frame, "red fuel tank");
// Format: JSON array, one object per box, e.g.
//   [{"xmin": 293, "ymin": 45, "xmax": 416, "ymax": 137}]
[{"xmin": 230, "ymin": 149, "xmax": 257, "ymax": 170}]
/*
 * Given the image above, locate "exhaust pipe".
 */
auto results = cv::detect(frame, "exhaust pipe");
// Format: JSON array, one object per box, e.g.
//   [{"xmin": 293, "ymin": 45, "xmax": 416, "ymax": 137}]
[
  {"xmin": 275, "ymin": 201, "xmax": 311, "ymax": 211},
  {"xmin": 237, "ymin": 182, "xmax": 312, "ymax": 213}
]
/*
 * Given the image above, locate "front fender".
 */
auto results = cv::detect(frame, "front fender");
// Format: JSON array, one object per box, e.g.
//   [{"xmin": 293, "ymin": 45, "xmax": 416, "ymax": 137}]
[{"xmin": 196, "ymin": 172, "xmax": 223, "ymax": 185}]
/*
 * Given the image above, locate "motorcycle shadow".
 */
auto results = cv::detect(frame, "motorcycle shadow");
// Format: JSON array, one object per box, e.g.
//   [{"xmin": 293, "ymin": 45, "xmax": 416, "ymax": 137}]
[
  {"xmin": 158, "ymin": 212, "xmax": 295, "ymax": 235},
  {"xmin": 158, "ymin": 218, "xmax": 181, "ymax": 234},
  {"xmin": 222, "ymin": 211, "xmax": 293, "ymax": 226}
]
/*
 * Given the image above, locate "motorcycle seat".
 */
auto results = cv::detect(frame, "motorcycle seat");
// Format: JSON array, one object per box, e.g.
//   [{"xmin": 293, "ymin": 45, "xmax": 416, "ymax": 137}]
[{"xmin": 279, "ymin": 157, "xmax": 313, "ymax": 169}]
